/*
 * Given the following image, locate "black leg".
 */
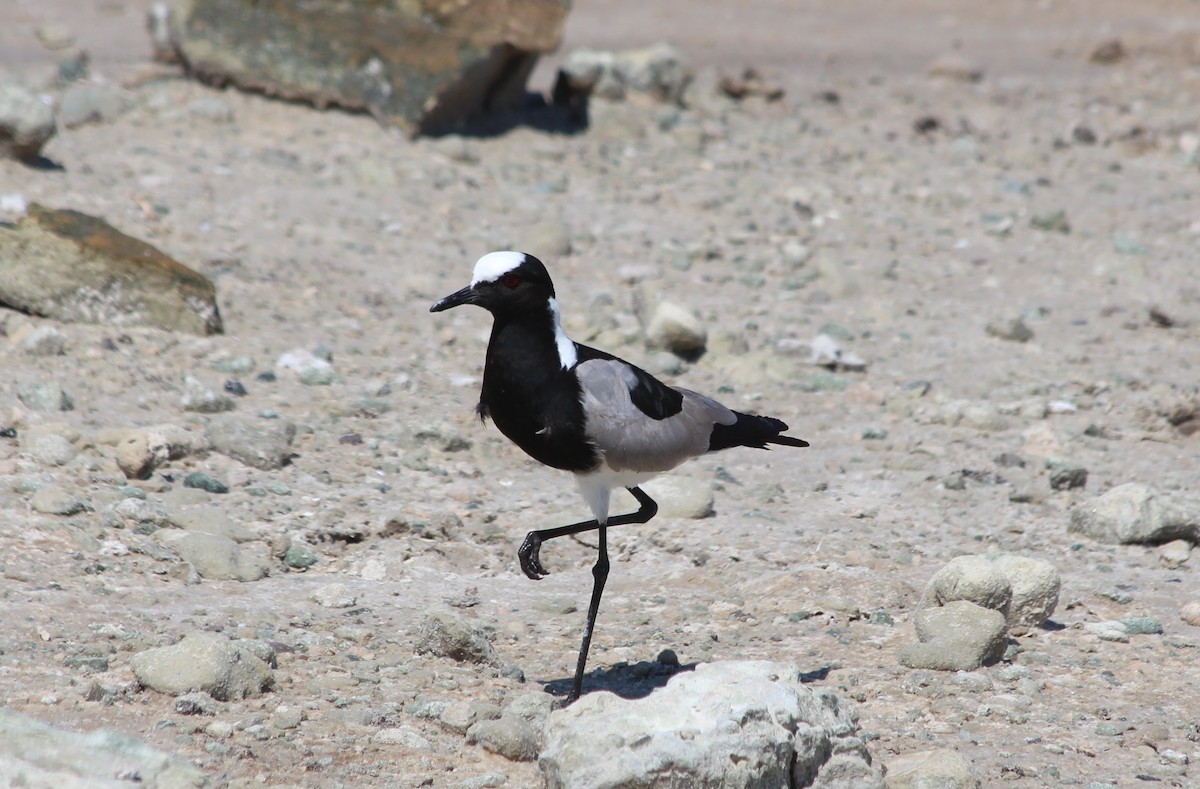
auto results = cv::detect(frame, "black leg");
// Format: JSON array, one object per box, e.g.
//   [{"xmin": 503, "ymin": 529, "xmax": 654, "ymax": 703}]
[
  {"xmin": 518, "ymin": 487, "xmax": 658, "ymax": 580},
  {"xmin": 568, "ymin": 525, "xmax": 609, "ymax": 703}
]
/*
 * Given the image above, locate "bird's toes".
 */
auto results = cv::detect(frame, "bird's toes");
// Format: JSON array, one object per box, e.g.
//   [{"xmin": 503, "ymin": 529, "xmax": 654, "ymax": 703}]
[{"xmin": 520, "ymin": 555, "xmax": 549, "ymax": 580}]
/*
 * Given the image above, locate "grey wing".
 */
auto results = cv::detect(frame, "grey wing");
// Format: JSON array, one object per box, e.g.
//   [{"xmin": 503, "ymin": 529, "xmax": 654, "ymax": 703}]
[{"xmin": 576, "ymin": 359, "xmax": 736, "ymax": 473}]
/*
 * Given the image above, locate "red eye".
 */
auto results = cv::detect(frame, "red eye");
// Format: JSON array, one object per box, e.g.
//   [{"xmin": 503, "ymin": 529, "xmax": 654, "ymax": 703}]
[{"xmin": 500, "ymin": 273, "xmax": 521, "ymax": 289}]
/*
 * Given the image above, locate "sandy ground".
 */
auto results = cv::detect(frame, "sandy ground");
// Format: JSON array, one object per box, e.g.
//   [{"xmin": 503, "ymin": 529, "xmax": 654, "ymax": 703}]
[{"xmin": 3, "ymin": 0, "xmax": 1200, "ymax": 786}]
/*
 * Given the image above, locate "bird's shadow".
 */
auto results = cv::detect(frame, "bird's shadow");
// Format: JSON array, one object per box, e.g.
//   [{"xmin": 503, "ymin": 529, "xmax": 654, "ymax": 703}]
[
  {"xmin": 543, "ymin": 657, "xmax": 697, "ymax": 701},
  {"xmin": 543, "ymin": 658, "xmax": 834, "ymax": 702}
]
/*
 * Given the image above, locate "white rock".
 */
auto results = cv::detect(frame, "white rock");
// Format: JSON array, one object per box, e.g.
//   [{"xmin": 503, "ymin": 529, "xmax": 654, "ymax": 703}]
[{"xmin": 540, "ymin": 660, "xmax": 881, "ymax": 788}]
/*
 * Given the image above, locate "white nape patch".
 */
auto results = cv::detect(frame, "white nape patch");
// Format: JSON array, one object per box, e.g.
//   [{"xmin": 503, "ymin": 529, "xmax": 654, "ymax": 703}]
[
  {"xmin": 470, "ymin": 250, "xmax": 525, "ymax": 286},
  {"xmin": 547, "ymin": 297, "xmax": 578, "ymax": 370}
]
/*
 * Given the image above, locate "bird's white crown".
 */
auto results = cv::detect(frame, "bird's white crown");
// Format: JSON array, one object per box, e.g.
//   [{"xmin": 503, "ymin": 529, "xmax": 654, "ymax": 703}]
[{"xmin": 471, "ymin": 251, "xmax": 526, "ymax": 287}]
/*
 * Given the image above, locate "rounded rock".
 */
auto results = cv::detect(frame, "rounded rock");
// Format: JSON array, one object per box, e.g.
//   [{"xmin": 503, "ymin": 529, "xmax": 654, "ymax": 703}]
[
  {"xmin": 128, "ymin": 632, "xmax": 273, "ymax": 701},
  {"xmin": 0, "ymin": 82, "xmax": 57, "ymax": 160},
  {"xmin": 919, "ymin": 555, "xmax": 1013, "ymax": 617},
  {"xmin": 466, "ymin": 715, "xmax": 538, "ymax": 762},
  {"xmin": 644, "ymin": 301, "xmax": 707, "ymax": 357},
  {"xmin": 989, "ymin": 554, "xmax": 1060, "ymax": 628},
  {"xmin": 27, "ymin": 434, "xmax": 76, "ymax": 466}
]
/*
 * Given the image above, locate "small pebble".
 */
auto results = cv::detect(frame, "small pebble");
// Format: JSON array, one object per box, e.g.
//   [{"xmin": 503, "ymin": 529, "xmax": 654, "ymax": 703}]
[
  {"xmin": 1049, "ymin": 464, "xmax": 1087, "ymax": 491},
  {"xmin": 284, "ymin": 545, "xmax": 318, "ymax": 569}
]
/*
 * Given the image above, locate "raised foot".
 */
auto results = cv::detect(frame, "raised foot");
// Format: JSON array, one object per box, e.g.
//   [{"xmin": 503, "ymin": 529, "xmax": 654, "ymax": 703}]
[{"xmin": 518, "ymin": 531, "xmax": 549, "ymax": 580}]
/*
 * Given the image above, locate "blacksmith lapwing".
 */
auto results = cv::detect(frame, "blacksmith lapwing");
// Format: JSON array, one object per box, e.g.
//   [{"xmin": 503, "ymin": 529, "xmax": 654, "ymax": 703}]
[{"xmin": 430, "ymin": 251, "xmax": 809, "ymax": 702}]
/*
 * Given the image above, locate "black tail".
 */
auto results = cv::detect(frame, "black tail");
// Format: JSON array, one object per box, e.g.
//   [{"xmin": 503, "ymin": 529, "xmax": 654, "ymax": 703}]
[{"xmin": 708, "ymin": 412, "xmax": 810, "ymax": 452}]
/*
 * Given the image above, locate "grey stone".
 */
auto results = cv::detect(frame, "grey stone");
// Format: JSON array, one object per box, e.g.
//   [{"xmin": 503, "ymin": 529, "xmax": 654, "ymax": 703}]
[
  {"xmin": 919, "ymin": 556, "xmax": 1013, "ymax": 618},
  {"xmin": 400, "ymin": 422, "xmax": 471, "ymax": 452},
  {"xmin": 989, "ymin": 554, "xmax": 1060, "ymax": 628},
  {"xmin": 206, "ymin": 415, "xmax": 296, "ymax": 470},
  {"xmin": 559, "ymin": 44, "xmax": 692, "ymax": 105},
  {"xmin": 180, "ymin": 376, "xmax": 235, "ymax": 413},
  {"xmin": 101, "ymin": 498, "xmax": 172, "ymax": 533},
  {"xmin": 27, "ymin": 433, "xmax": 77, "ymax": 466},
  {"xmin": 57, "ymin": 83, "xmax": 128, "ymax": 128},
  {"xmin": 985, "ymin": 315, "xmax": 1033, "ymax": 343},
  {"xmin": 166, "ymin": 0, "xmax": 569, "ymax": 136},
  {"xmin": 0, "ymin": 708, "xmax": 206, "ymax": 788},
  {"xmin": 17, "ymin": 382, "xmax": 74, "ymax": 412},
  {"xmin": 467, "ymin": 715, "xmax": 538, "ymax": 762},
  {"xmin": 1049, "ymin": 463, "xmax": 1087, "ymax": 491},
  {"xmin": 540, "ymin": 660, "xmax": 882, "ymax": 789},
  {"xmin": 1083, "ymin": 621, "xmax": 1130, "ymax": 643},
  {"xmin": 129, "ymin": 631, "xmax": 273, "ymax": 700},
  {"xmin": 31, "ymin": 487, "xmax": 86, "ymax": 516},
  {"xmin": 884, "ymin": 749, "xmax": 981, "ymax": 789},
  {"xmin": 1031, "ymin": 210, "xmax": 1071, "ymax": 234},
  {"xmin": 115, "ymin": 424, "xmax": 205, "ymax": 480},
  {"xmin": 159, "ymin": 531, "xmax": 268, "ymax": 581},
  {"xmin": 928, "ymin": 54, "xmax": 984, "ymax": 83},
  {"xmin": 644, "ymin": 300, "xmax": 707, "ymax": 357},
  {"xmin": 415, "ymin": 611, "xmax": 500, "ymax": 666},
  {"xmin": 1069, "ymin": 483, "xmax": 1200, "ymax": 544},
  {"xmin": 284, "ymin": 544, "xmax": 318, "ymax": 569},
  {"xmin": 808, "ymin": 333, "xmax": 867, "ymax": 371},
  {"xmin": 1120, "ymin": 616, "xmax": 1163, "ymax": 635},
  {"xmin": 372, "ymin": 726, "xmax": 433, "ymax": 749},
  {"xmin": 503, "ymin": 691, "xmax": 554, "ymax": 731},
  {"xmin": 165, "ymin": 504, "xmax": 256, "ymax": 542},
  {"xmin": 183, "ymin": 472, "xmax": 229, "ymax": 494},
  {"xmin": 0, "ymin": 205, "xmax": 222, "ymax": 335},
  {"xmin": 901, "ymin": 601, "xmax": 1008, "ymax": 671},
  {"xmin": 0, "ymin": 82, "xmax": 56, "ymax": 161},
  {"xmin": 642, "ymin": 475, "xmax": 714, "ymax": 519},
  {"xmin": 20, "ymin": 325, "xmax": 67, "ymax": 355},
  {"xmin": 437, "ymin": 700, "xmax": 502, "ymax": 735},
  {"xmin": 1158, "ymin": 539, "xmax": 1191, "ymax": 569},
  {"xmin": 311, "ymin": 582, "xmax": 357, "ymax": 609}
]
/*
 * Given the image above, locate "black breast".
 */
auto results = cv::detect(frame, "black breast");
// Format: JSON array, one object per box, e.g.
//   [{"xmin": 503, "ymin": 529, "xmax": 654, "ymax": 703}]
[{"xmin": 480, "ymin": 322, "xmax": 600, "ymax": 473}]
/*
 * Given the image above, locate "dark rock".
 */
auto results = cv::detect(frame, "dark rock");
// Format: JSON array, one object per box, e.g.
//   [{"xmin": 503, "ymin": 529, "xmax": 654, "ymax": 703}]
[
  {"xmin": 0, "ymin": 205, "xmax": 222, "ymax": 335},
  {"xmin": 1049, "ymin": 463, "xmax": 1087, "ymax": 491},
  {"xmin": 164, "ymin": 0, "xmax": 570, "ymax": 136},
  {"xmin": 183, "ymin": 472, "xmax": 229, "ymax": 494},
  {"xmin": 415, "ymin": 611, "xmax": 500, "ymax": 666}
]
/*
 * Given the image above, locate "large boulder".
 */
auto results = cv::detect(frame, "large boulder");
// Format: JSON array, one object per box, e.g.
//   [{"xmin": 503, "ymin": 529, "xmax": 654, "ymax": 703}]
[
  {"xmin": 540, "ymin": 660, "xmax": 882, "ymax": 788},
  {"xmin": 0, "ymin": 709, "xmax": 207, "ymax": 789},
  {"xmin": 0, "ymin": 205, "xmax": 222, "ymax": 335},
  {"xmin": 162, "ymin": 0, "xmax": 571, "ymax": 136},
  {"xmin": 1069, "ymin": 483, "xmax": 1200, "ymax": 545}
]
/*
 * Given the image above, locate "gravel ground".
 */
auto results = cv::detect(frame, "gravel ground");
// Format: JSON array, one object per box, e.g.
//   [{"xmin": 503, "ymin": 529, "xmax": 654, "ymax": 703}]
[{"xmin": 2, "ymin": 1, "xmax": 1200, "ymax": 786}]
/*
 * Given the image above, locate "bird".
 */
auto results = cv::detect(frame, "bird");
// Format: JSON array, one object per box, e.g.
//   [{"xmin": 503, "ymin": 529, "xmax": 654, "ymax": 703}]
[{"xmin": 430, "ymin": 251, "xmax": 809, "ymax": 703}]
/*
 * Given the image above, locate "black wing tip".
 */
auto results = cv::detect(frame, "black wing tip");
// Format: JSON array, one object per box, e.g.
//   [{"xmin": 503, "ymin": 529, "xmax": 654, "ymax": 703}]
[
  {"xmin": 708, "ymin": 412, "xmax": 809, "ymax": 452},
  {"xmin": 768, "ymin": 435, "xmax": 810, "ymax": 448}
]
